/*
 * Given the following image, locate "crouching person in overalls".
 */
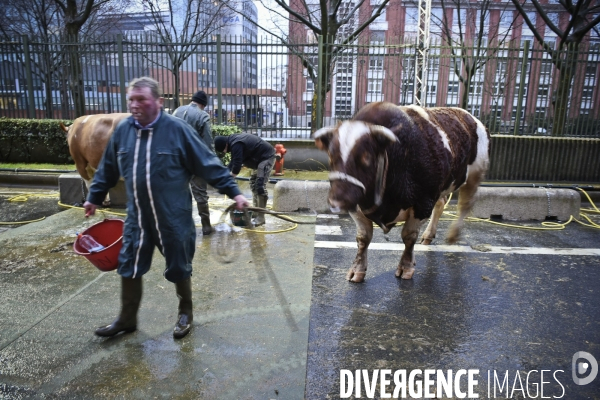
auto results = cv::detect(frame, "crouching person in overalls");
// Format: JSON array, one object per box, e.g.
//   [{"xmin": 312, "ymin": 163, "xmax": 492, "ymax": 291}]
[
  {"xmin": 83, "ymin": 77, "xmax": 249, "ymax": 339},
  {"xmin": 213, "ymin": 133, "xmax": 276, "ymax": 226}
]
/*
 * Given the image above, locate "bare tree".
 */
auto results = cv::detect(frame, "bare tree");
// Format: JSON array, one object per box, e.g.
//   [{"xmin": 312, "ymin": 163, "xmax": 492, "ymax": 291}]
[
  {"xmin": 140, "ymin": 0, "xmax": 228, "ymax": 109},
  {"xmin": 426, "ymin": 0, "xmax": 516, "ymax": 110},
  {"xmin": 0, "ymin": 0, "xmax": 65, "ymax": 117},
  {"xmin": 240, "ymin": 0, "xmax": 391, "ymax": 131},
  {"xmin": 510, "ymin": 0, "xmax": 600, "ymax": 136},
  {"xmin": 52, "ymin": 0, "xmax": 124, "ymax": 117},
  {"xmin": 1, "ymin": 0, "xmax": 132, "ymax": 118}
]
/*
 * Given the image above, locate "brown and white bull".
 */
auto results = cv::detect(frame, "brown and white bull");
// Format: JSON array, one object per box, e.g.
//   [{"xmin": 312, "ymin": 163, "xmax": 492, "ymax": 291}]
[
  {"xmin": 314, "ymin": 102, "xmax": 489, "ymax": 282},
  {"xmin": 60, "ymin": 113, "xmax": 130, "ymax": 202}
]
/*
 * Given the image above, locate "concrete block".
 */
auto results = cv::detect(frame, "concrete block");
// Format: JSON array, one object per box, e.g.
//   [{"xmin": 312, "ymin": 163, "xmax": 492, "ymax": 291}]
[
  {"xmin": 471, "ymin": 187, "xmax": 580, "ymax": 221},
  {"xmin": 0, "ymin": 172, "xmax": 58, "ymax": 187},
  {"xmin": 272, "ymin": 180, "xmax": 330, "ymax": 212},
  {"xmin": 59, "ymin": 173, "xmax": 127, "ymax": 207}
]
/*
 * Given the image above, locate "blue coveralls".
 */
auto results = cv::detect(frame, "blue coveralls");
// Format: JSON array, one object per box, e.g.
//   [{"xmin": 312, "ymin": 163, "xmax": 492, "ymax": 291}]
[{"xmin": 87, "ymin": 112, "xmax": 241, "ymax": 282}]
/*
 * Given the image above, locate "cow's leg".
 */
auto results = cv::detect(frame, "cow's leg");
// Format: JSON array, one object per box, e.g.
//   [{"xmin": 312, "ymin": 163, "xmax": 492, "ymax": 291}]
[
  {"xmin": 347, "ymin": 210, "xmax": 374, "ymax": 283},
  {"xmin": 447, "ymin": 172, "xmax": 482, "ymax": 244},
  {"xmin": 420, "ymin": 196, "xmax": 446, "ymax": 245},
  {"xmin": 84, "ymin": 164, "xmax": 110, "ymax": 206},
  {"xmin": 396, "ymin": 211, "xmax": 421, "ymax": 280}
]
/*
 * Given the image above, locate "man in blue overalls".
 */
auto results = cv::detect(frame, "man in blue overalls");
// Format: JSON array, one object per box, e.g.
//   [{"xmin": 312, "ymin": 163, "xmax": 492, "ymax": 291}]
[{"xmin": 84, "ymin": 77, "xmax": 248, "ymax": 339}]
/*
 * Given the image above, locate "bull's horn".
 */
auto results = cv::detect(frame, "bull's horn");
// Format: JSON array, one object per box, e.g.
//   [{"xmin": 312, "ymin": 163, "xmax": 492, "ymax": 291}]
[
  {"xmin": 370, "ymin": 125, "xmax": 397, "ymax": 142},
  {"xmin": 59, "ymin": 122, "xmax": 69, "ymax": 133},
  {"xmin": 313, "ymin": 126, "xmax": 336, "ymax": 139},
  {"xmin": 314, "ymin": 126, "xmax": 337, "ymax": 151}
]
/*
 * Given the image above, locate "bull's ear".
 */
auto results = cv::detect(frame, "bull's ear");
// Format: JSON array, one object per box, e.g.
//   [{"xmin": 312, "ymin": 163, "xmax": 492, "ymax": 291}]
[
  {"xmin": 369, "ymin": 124, "xmax": 396, "ymax": 145},
  {"xmin": 314, "ymin": 126, "xmax": 336, "ymax": 151}
]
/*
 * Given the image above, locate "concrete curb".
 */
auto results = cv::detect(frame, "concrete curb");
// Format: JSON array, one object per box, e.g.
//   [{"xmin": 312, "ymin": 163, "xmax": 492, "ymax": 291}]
[
  {"xmin": 272, "ymin": 180, "xmax": 331, "ymax": 213},
  {"xmin": 471, "ymin": 187, "xmax": 580, "ymax": 220},
  {"xmin": 59, "ymin": 173, "xmax": 127, "ymax": 206},
  {"xmin": 273, "ymin": 181, "xmax": 585, "ymax": 221},
  {"xmin": 0, "ymin": 172, "xmax": 60, "ymax": 187}
]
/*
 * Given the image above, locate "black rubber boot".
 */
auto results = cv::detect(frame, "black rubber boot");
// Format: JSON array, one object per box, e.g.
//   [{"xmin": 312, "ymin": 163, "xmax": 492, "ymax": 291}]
[
  {"xmin": 197, "ymin": 203, "xmax": 212, "ymax": 236},
  {"xmin": 95, "ymin": 277, "xmax": 142, "ymax": 337},
  {"xmin": 173, "ymin": 277, "xmax": 193, "ymax": 339},
  {"xmin": 252, "ymin": 194, "xmax": 268, "ymax": 226}
]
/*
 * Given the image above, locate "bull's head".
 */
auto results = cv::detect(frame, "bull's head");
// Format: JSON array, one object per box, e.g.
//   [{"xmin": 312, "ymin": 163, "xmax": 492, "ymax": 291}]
[{"xmin": 315, "ymin": 121, "xmax": 397, "ymax": 213}]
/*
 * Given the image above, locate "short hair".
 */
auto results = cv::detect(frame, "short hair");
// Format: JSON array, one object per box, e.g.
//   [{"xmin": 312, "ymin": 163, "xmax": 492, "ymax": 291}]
[{"xmin": 128, "ymin": 77, "xmax": 162, "ymax": 99}]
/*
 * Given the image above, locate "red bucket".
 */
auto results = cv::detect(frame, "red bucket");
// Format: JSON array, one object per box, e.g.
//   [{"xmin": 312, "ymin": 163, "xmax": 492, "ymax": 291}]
[{"xmin": 73, "ymin": 218, "xmax": 124, "ymax": 272}]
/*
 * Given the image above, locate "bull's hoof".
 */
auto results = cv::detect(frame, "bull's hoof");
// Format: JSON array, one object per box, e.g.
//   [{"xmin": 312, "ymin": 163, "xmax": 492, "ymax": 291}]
[
  {"xmin": 446, "ymin": 234, "xmax": 459, "ymax": 244},
  {"xmin": 395, "ymin": 266, "xmax": 415, "ymax": 280},
  {"xmin": 446, "ymin": 227, "xmax": 460, "ymax": 244},
  {"xmin": 346, "ymin": 270, "xmax": 366, "ymax": 283},
  {"xmin": 420, "ymin": 237, "xmax": 433, "ymax": 245}
]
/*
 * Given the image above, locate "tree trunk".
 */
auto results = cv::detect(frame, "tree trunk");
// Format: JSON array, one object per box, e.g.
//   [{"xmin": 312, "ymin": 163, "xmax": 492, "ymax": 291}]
[
  {"xmin": 173, "ymin": 68, "xmax": 181, "ymax": 109},
  {"xmin": 551, "ymin": 44, "xmax": 578, "ymax": 137},
  {"xmin": 60, "ymin": 70, "xmax": 70, "ymax": 118},
  {"xmin": 66, "ymin": 32, "xmax": 86, "ymax": 117},
  {"xmin": 460, "ymin": 73, "xmax": 472, "ymax": 110},
  {"xmin": 44, "ymin": 79, "xmax": 54, "ymax": 119},
  {"xmin": 43, "ymin": 45, "xmax": 54, "ymax": 119},
  {"xmin": 310, "ymin": 40, "xmax": 332, "ymax": 134}
]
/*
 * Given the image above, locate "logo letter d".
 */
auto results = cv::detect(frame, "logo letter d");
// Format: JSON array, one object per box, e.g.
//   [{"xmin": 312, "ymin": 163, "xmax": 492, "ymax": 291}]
[{"xmin": 572, "ymin": 351, "xmax": 598, "ymax": 385}]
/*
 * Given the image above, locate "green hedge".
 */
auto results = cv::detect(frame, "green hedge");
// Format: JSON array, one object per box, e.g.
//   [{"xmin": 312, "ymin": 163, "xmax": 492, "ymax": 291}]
[
  {"xmin": 0, "ymin": 118, "xmax": 73, "ymax": 163},
  {"xmin": 0, "ymin": 117, "xmax": 242, "ymax": 165}
]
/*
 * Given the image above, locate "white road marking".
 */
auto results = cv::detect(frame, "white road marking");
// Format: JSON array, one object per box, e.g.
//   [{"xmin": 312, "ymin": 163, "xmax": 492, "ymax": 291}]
[
  {"xmin": 317, "ymin": 214, "xmax": 340, "ymax": 219},
  {"xmin": 314, "ymin": 241, "xmax": 600, "ymax": 256},
  {"xmin": 315, "ymin": 226, "xmax": 343, "ymax": 235}
]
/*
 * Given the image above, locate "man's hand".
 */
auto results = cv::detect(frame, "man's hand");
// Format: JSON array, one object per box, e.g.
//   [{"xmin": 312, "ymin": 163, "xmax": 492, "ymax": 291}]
[
  {"xmin": 83, "ymin": 201, "xmax": 99, "ymax": 217},
  {"xmin": 233, "ymin": 194, "xmax": 249, "ymax": 210}
]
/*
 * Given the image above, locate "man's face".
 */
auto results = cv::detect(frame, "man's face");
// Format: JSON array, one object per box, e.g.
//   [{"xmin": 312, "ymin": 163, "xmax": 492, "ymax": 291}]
[{"xmin": 127, "ymin": 86, "xmax": 163, "ymax": 126}]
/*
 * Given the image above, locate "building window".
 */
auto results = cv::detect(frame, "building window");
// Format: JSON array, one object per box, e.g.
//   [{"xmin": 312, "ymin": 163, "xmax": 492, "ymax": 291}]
[
  {"xmin": 369, "ymin": 56, "xmax": 384, "ymax": 70},
  {"xmin": 493, "ymin": 82, "xmax": 505, "ymax": 95},
  {"xmin": 0, "ymin": 78, "xmax": 16, "ymax": 91},
  {"xmin": 585, "ymin": 64, "xmax": 597, "ymax": 76},
  {"xmin": 368, "ymin": 79, "xmax": 382, "ymax": 94},
  {"xmin": 374, "ymin": 9, "xmax": 386, "ymax": 23},
  {"xmin": 370, "ymin": 31, "xmax": 385, "ymax": 45},
  {"xmin": 540, "ymin": 62, "xmax": 553, "ymax": 75}
]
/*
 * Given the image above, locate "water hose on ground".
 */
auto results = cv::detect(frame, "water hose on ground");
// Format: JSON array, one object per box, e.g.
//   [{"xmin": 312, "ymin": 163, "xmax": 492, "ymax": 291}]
[{"xmin": 0, "ymin": 187, "xmax": 598, "ymax": 230}]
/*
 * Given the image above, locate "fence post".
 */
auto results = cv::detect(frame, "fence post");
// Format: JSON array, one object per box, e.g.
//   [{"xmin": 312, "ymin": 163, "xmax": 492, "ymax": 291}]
[
  {"xmin": 22, "ymin": 35, "xmax": 36, "ymax": 119},
  {"xmin": 117, "ymin": 34, "xmax": 127, "ymax": 112},
  {"xmin": 513, "ymin": 40, "xmax": 530, "ymax": 136},
  {"xmin": 216, "ymin": 34, "xmax": 223, "ymax": 125},
  {"xmin": 315, "ymin": 35, "xmax": 324, "ymax": 131}
]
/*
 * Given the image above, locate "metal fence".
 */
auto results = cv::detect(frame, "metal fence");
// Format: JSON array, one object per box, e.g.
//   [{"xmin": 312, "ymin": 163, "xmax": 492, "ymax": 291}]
[{"xmin": 1, "ymin": 34, "xmax": 599, "ymax": 138}]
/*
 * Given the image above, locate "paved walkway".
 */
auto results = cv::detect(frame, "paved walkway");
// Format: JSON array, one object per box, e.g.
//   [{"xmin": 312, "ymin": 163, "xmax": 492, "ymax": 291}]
[{"xmin": 0, "ymin": 191, "xmax": 315, "ymax": 399}]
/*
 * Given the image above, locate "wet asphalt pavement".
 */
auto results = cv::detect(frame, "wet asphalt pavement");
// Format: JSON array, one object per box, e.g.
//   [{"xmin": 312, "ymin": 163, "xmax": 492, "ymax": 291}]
[
  {"xmin": 308, "ymin": 213, "xmax": 600, "ymax": 399},
  {"xmin": 0, "ymin": 187, "xmax": 599, "ymax": 399}
]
